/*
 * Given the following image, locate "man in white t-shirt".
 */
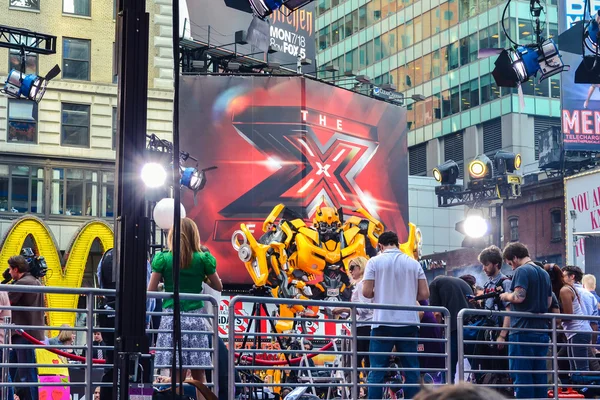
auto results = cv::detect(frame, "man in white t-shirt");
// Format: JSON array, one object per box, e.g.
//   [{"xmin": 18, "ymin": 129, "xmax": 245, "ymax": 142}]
[{"xmin": 363, "ymin": 231, "xmax": 429, "ymax": 399}]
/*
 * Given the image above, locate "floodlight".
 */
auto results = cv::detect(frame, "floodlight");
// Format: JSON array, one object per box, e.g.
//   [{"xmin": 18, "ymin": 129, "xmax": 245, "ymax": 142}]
[
  {"xmin": 2, "ymin": 65, "xmax": 61, "ymax": 103},
  {"xmin": 463, "ymin": 214, "xmax": 489, "ymax": 238},
  {"xmin": 468, "ymin": 154, "xmax": 493, "ymax": 180},
  {"xmin": 494, "ymin": 151, "xmax": 521, "ymax": 175},
  {"xmin": 433, "ymin": 160, "xmax": 460, "ymax": 185},
  {"xmin": 492, "ymin": 40, "xmax": 567, "ymax": 87},
  {"xmin": 180, "ymin": 166, "xmax": 217, "ymax": 204},
  {"xmin": 142, "ymin": 163, "xmax": 168, "ymax": 188}
]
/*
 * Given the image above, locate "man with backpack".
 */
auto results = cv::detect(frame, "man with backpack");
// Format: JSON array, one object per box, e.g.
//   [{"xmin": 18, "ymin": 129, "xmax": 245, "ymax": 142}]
[{"xmin": 479, "ymin": 246, "xmax": 512, "ymax": 344}]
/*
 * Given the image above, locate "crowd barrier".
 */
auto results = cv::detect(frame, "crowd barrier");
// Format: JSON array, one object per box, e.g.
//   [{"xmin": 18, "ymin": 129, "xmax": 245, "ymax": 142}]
[
  {"xmin": 457, "ymin": 308, "xmax": 600, "ymax": 400},
  {"xmin": 226, "ymin": 296, "xmax": 451, "ymax": 400},
  {"xmin": 4, "ymin": 285, "xmax": 600, "ymax": 400}
]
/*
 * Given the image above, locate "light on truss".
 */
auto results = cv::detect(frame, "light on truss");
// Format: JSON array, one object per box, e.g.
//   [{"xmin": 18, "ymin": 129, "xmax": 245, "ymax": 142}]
[
  {"xmin": 463, "ymin": 214, "xmax": 489, "ymax": 239},
  {"xmin": 141, "ymin": 162, "xmax": 168, "ymax": 188}
]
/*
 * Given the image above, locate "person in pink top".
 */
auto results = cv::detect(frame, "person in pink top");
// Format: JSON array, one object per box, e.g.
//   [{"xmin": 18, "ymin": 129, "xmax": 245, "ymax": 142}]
[{"xmin": 0, "ymin": 290, "xmax": 10, "ymax": 345}]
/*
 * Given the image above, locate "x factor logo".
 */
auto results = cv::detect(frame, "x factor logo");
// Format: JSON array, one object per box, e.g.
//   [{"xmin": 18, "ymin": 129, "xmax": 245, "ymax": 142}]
[{"xmin": 220, "ymin": 107, "xmax": 379, "ymax": 219}]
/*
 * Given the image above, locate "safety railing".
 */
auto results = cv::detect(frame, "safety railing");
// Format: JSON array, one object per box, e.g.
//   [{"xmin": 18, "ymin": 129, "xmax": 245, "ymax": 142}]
[
  {"xmin": 457, "ymin": 308, "xmax": 600, "ymax": 400},
  {"xmin": 227, "ymin": 295, "xmax": 451, "ymax": 400},
  {"xmin": 0, "ymin": 285, "xmax": 219, "ymax": 400}
]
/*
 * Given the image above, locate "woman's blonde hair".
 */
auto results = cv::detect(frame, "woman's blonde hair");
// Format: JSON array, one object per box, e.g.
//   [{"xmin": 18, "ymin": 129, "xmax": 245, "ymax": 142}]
[
  {"xmin": 348, "ymin": 256, "xmax": 368, "ymax": 277},
  {"xmin": 167, "ymin": 217, "xmax": 202, "ymax": 269},
  {"xmin": 57, "ymin": 324, "xmax": 74, "ymax": 343}
]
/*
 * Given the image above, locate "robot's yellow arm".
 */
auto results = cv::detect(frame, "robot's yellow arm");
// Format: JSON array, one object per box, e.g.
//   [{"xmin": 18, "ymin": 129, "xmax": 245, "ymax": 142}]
[
  {"xmin": 262, "ymin": 204, "xmax": 285, "ymax": 233},
  {"xmin": 233, "ymin": 224, "xmax": 285, "ymax": 287},
  {"xmin": 399, "ymin": 222, "xmax": 423, "ymax": 260},
  {"xmin": 354, "ymin": 207, "xmax": 385, "ymax": 248}
]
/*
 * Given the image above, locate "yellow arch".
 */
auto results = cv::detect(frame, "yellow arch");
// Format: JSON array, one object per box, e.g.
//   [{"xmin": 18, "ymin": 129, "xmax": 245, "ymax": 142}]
[
  {"xmin": 46, "ymin": 220, "xmax": 114, "ymax": 328},
  {"xmin": 0, "ymin": 216, "xmax": 114, "ymax": 329}
]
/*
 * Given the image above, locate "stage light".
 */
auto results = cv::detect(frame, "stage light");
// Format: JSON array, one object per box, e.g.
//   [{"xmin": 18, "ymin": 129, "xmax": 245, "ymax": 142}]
[
  {"xmin": 492, "ymin": 40, "xmax": 567, "ymax": 87},
  {"xmin": 142, "ymin": 162, "xmax": 168, "ymax": 188},
  {"xmin": 2, "ymin": 65, "xmax": 61, "ymax": 103},
  {"xmin": 494, "ymin": 151, "xmax": 521, "ymax": 175},
  {"xmin": 249, "ymin": 0, "xmax": 315, "ymax": 19},
  {"xmin": 463, "ymin": 214, "xmax": 489, "ymax": 239},
  {"xmin": 433, "ymin": 160, "xmax": 460, "ymax": 185},
  {"xmin": 180, "ymin": 166, "xmax": 217, "ymax": 204},
  {"xmin": 468, "ymin": 154, "xmax": 493, "ymax": 180}
]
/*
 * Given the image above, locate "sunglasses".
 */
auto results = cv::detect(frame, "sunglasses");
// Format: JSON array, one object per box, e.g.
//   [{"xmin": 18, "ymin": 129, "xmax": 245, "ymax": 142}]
[{"xmin": 349, "ymin": 263, "xmax": 358, "ymax": 272}]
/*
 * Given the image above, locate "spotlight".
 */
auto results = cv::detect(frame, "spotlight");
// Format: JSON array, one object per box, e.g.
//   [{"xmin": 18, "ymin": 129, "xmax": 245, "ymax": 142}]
[
  {"xmin": 462, "ymin": 214, "xmax": 489, "ymax": 239},
  {"xmin": 433, "ymin": 160, "xmax": 460, "ymax": 185},
  {"xmin": 142, "ymin": 162, "xmax": 168, "ymax": 188},
  {"xmin": 468, "ymin": 154, "xmax": 493, "ymax": 180},
  {"xmin": 180, "ymin": 166, "xmax": 217, "ymax": 204},
  {"xmin": 494, "ymin": 151, "xmax": 521, "ymax": 175},
  {"xmin": 249, "ymin": 0, "xmax": 316, "ymax": 19},
  {"xmin": 492, "ymin": 40, "xmax": 567, "ymax": 87},
  {"xmin": 2, "ymin": 65, "xmax": 61, "ymax": 103}
]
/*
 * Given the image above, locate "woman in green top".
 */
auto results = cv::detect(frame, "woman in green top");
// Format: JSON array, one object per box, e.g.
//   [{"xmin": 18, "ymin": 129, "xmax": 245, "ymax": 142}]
[{"xmin": 148, "ymin": 217, "xmax": 223, "ymax": 383}]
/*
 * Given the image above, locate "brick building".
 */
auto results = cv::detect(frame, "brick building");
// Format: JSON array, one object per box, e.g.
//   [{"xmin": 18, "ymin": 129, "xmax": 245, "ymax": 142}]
[{"xmin": 502, "ymin": 176, "xmax": 565, "ymax": 266}]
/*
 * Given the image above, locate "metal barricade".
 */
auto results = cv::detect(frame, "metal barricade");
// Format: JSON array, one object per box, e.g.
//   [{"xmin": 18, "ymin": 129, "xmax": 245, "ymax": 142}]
[
  {"xmin": 0, "ymin": 285, "xmax": 220, "ymax": 399},
  {"xmin": 457, "ymin": 308, "xmax": 600, "ymax": 400},
  {"xmin": 227, "ymin": 295, "xmax": 451, "ymax": 400}
]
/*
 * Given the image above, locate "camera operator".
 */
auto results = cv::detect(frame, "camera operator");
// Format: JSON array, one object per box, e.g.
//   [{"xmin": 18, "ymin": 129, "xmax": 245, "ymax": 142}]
[{"xmin": 7, "ymin": 255, "xmax": 45, "ymax": 400}]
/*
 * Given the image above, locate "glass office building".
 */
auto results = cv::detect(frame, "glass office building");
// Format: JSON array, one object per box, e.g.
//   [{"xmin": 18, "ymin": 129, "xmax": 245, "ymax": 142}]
[{"xmin": 314, "ymin": 0, "xmax": 561, "ymax": 177}]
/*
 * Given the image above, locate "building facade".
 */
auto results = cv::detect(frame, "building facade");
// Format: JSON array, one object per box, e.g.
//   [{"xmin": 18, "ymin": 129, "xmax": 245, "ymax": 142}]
[
  {"xmin": 314, "ymin": 0, "xmax": 561, "ymax": 177},
  {"xmin": 0, "ymin": 0, "xmax": 174, "ymax": 277}
]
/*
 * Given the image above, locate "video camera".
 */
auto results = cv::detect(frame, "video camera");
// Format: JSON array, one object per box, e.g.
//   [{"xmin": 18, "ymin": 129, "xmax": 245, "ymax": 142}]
[{"xmin": 21, "ymin": 248, "xmax": 48, "ymax": 279}]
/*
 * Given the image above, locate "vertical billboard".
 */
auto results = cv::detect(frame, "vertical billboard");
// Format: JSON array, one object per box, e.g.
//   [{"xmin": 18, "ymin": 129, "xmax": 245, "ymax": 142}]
[
  {"xmin": 184, "ymin": 0, "xmax": 315, "ymax": 67},
  {"xmin": 559, "ymin": 0, "xmax": 600, "ymax": 150},
  {"xmin": 564, "ymin": 169, "xmax": 600, "ymax": 269},
  {"xmin": 179, "ymin": 76, "xmax": 409, "ymax": 285}
]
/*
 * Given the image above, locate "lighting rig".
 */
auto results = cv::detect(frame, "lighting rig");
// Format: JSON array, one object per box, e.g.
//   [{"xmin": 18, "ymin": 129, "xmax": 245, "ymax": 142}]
[
  {"xmin": 0, "ymin": 26, "xmax": 61, "ymax": 103},
  {"xmin": 480, "ymin": 0, "xmax": 567, "ymax": 89},
  {"xmin": 143, "ymin": 133, "xmax": 217, "ymax": 204},
  {"xmin": 433, "ymin": 150, "xmax": 522, "ymax": 208}
]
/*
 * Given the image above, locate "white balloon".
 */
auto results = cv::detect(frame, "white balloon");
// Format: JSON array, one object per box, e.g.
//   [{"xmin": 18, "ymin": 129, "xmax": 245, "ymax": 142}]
[{"xmin": 153, "ymin": 198, "xmax": 187, "ymax": 230}]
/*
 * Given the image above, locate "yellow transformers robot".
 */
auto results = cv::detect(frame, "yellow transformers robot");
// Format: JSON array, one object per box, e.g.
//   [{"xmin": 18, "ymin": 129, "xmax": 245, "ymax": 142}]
[{"xmin": 231, "ymin": 203, "xmax": 422, "ymax": 308}]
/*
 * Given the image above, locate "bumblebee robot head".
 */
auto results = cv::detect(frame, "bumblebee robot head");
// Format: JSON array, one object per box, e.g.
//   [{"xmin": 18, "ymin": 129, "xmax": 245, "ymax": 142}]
[{"xmin": 313, "ymin": 206, "xmax": 341, "ymax": 240}]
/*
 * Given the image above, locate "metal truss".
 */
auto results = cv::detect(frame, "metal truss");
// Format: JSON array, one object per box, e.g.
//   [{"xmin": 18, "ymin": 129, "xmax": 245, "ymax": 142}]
[
  {"xmin": 436, "ymin": 185, "xmax": 519, "ymax": 208},
  {"xmin": 0, "ymin": 25, "xmax": 57, "ymax": 54}
]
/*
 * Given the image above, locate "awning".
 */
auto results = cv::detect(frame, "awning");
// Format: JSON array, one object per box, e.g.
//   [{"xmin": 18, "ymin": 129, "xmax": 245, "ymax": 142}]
[{"xmin": 573, "ymin": 231, "xmax": 600, "ymax": 237}]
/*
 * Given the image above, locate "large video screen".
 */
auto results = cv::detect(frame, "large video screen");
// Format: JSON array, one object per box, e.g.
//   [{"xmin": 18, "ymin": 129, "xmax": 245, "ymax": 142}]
[
  {"xmin": 560, "ymin": 0, "xmax": 600, "ymax": 150},
  {"xmin": 179, "ymin": 76, "xmax": 409, "ymax": 285}
]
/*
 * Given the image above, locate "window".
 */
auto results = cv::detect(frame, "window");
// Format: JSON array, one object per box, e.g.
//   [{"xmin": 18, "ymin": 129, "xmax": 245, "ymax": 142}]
[
  {"xmin": 409, "ymin": 143, "xmax": 427, "ymax": 176},
  {"xmin": 9, "ymin": 0, "xmax": 39, "ymax": 10},
  {"xmin": 0, "ymin": 165, "xmax": 44, "ymax": 214},
  {"xmin": 358, "ymin": 5, "xmax": 367, "ymax": 30},
  {"xmin": 63, "ymin": 0, "xmax": 90, "ymax": 16},
  {"xmin": 51, "ymin": 169, "xmax": 98, "ymax": 216},
  {"xmin": 469, "ymin": 79, "xmax": 479, "ymax": 108},
  {"xmin": 551, "ymin": 76, "xmax": 560, "ymax": 99},
  {"xmin": 61, "ymin": 103, "xmax": 90, "ymax": 147},
  {"xmin": 317, "ymin": 0, "xmax": 331, "ymax": 15},
  {"xmin": 461, "ymin": 85, "xmax": 471, "ymax": 111},
  {"xmin": 509, "ymin": 217, "xmax": 519, "ymax": 242},
  {"xmin": 450, "ymin": 86, "xmax": 460, "ymax": 114},
  {"xmin": 444, "ymin": 131, "xmax": 464, "ymax": 178},
  {"xmin": 344, "ymin": 13, "xmax": 354, "ymax": 38},
  {"xmin": 63, "ymin": 38, "xmax": 91, "ymax": 81},
  {"xmin": 318, "ymin": 27, "xmax": 330, "ymax": 50},
  {"xmin": 447, "ymin": 41, "xmax": 459, "ymax": 70},
  {"xmin": 442, "ymin": 89, "xmax": 451, "ymax": 117},
  {"xmin": 8, "ymin": 52, "xmax": 38, "ymax": 75},
  {"xmin": 112, "ymin": 107, "xmax": 117, "ymax": 150},
  {"xmin": 8, "ymin": 100, "xmax": 37, "ymax": 143},
  {"xmin": 331, "ymin": 18, "xmax": 343, "ymax": 44},
  {"xmin": 551, "ymin": 210, "xmax": 562, "ymax": 242},
  {"xmin": 483, "ymin": 118, "xmax": 502, "ymax": 155},
  {"xmin": 102, "ymin": 172, "xmax": 115, "ymax": 217}
]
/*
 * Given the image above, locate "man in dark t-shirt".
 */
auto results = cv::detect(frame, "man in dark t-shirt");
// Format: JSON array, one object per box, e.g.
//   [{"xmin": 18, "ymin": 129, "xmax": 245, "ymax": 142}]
[
  {"xmin": 429, "ymin": 276, "xmax": 474, "ymax": 383},
  {"xmin": 500, "ymin": 242, "xmax": 552, "ymax": 400}
]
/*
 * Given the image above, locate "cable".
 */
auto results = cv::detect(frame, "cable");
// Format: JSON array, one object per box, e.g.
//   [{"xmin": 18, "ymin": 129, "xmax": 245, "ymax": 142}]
[
  {"xmin": 16, "ymin": 329, "xmax": 106, "ymax": 364},
  {"xmin": 234, "ymin": 340, "xmax": 336, "ymax": 366},
  {"xmin": 502, "ymin": 0, "xmax": 520, "ymax": 47}
]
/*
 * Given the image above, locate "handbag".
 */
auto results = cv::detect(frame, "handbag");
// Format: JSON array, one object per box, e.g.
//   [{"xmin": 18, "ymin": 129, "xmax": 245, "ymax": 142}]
[{"xmin": 153, "ymin": 379, "xmax": 217, "ymax": 400}]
